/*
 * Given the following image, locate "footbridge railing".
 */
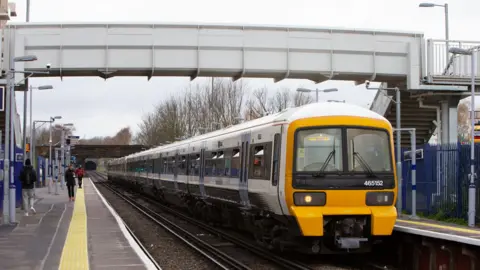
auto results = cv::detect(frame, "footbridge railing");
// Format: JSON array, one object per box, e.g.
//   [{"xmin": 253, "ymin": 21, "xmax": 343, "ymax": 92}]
[{"xmin": 426, "ymin": 39, "xmax": 480, "ymax": 85}]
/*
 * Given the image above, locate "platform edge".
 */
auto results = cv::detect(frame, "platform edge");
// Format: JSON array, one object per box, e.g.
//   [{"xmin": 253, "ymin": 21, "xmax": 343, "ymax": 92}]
[
  {"xmin": 395, "ymin": 225, "xmax": 480, "ymax": 246},
  {"xmin": 88, "ymin": 178, "xmax": 160, "ymax": 270}
]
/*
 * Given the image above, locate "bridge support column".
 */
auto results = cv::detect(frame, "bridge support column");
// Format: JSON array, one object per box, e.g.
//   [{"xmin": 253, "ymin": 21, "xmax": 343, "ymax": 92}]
[{"xmin": 439, "ymin": 97, "xmax": 460, "ymax": 144}]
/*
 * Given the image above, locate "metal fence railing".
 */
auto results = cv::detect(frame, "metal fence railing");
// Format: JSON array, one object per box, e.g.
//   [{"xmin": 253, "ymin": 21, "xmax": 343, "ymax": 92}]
[
  {"xmin": 400, "ymin": 143, "xmax": 480, "ymax": 223},
  {"xmin": 426, "ymin": 39, "xmax": 480, "ymax": 78}
]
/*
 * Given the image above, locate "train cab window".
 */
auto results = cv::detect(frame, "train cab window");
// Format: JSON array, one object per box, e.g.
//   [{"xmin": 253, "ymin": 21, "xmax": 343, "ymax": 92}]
[
  {"xmin": 346, "ymin": 128, "xmax": 392, "ymax": 172},
  {"xmin": 249, "ymin": 144, "xmax": 271, "ymax": 179},
  {"xmin": 231, "ymin": 149, "xmax": 240, "ymax": 177},
  {"xmin": 295, "ymin": 128, "xmax": 343, "ymax": 172}
]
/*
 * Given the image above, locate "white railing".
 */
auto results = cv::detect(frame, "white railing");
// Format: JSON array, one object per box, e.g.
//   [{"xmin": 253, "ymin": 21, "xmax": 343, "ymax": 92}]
[
  {"xmin": 369, "ymin": 89, "xmax": 391, "ymax": 116},
  {"xmin": 427, "ymin": 39, "xmax": 480, "ymax": 78}
]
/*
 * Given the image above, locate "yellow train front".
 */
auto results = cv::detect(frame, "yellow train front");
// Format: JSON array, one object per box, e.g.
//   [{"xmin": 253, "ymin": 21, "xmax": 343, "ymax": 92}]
[{"xmin": 284, "ymin": 112, "xmax": 397, "ymax": 254}]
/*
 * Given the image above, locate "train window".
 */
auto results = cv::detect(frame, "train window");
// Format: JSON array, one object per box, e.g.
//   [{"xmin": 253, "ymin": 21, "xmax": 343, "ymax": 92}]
[
  {"xmin": 231, "ymin": 148, "xmax": 240, "ymax": 177},
  {"xmin": 272, "ymin": 133, "xmax": 281, "ymax": 186},
  {"xmin": 189, "ymin": 154, "xmax": 200, "ymax": 176},
  {"xmin": 205, "ymin": 152, "xmax": 217, "ymax": 176},
  {"xmin": 223, "ymin": 149, "xmax": 232, "ymax": 176},
  {"xmin": 295, "ymin": 128, "xmax": 343, "ymax": 172},
  {"xmin": 215, "ymin": 151, "xmax": 225, "ymax": 176},
  {"xmin": 249, "ymin": 145, "xmax": 267, "ymax": 179},
  {"xmin": 178, "ymin": 155, "xmax": 187, "ymax": 175},
  {"xmin": 346, "ymin": 128, "xmax": 392, "ymax": 172}
]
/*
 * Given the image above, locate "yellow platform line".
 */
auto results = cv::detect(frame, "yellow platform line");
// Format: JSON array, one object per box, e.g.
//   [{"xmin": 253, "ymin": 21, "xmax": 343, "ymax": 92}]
[
  {"xmin": 397, "ymin": 219, "xmax": 480, "ymax": 235},
  {"xmin": 58, "ymin": 188, "xmax": 89, "ymax": 270}
]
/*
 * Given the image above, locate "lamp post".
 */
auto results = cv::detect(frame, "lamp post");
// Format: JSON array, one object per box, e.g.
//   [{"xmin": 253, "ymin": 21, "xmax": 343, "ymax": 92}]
[
  {"xmin": 24, "ymin": 85, "xmax": 53, "ymax": 162},
  {"xmin": 32, "ymin": 117, "xmax": 59, "ymax": 192},
  {"xmin": 53, "ymin": 123, "xmax": 73, "ymax": 194},
  {"xmin": 3, "ymin": 55, "xmax": 38, "ymax": 225},
  {"xmin": 419, "ymin": 2, "xmax": 450, "ymax": 63},
  {"xmin": 47, "ymin": 116, "xmax": 62, "ymax": 193},
  {"xmin": 296, "ymin": 87, "xmax": 338, "ymax": 102},
  {"xmin": 449, "ymin": 46, "xmax": 479, "ymax": 227}
]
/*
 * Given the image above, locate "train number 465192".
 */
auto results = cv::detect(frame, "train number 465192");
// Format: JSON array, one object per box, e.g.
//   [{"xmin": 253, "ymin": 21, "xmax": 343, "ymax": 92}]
[{"xmin": 363, "ymin": 180, "xmax": 384, "ymax": 187}]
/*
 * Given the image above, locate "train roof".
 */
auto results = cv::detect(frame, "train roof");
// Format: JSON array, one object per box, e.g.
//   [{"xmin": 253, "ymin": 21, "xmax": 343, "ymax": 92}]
[{"xmin": 109, "ymin": 102, "xmax": 389, "ymax": 163}]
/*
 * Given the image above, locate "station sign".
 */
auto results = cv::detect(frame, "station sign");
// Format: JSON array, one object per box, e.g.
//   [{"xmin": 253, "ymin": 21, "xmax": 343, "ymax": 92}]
[
  {"xmin": 67, "ymin": 135, "xmax": 80, "ymax": 146},
  {"xmin": 403, "ymin": 149, "xmax": 424, "ymax": 161}
]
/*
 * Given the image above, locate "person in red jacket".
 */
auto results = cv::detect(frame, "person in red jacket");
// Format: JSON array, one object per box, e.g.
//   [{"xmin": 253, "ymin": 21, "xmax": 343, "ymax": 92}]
[{"xmin": 75, "ymin": 165, "xmax": 85, "ymax": 189}]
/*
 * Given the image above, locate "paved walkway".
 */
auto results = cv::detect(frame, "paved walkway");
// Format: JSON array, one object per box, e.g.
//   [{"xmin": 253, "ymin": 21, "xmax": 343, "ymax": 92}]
[{"xmin": 0, "ymin": 185, "xmax": 73, "ymax": 270}]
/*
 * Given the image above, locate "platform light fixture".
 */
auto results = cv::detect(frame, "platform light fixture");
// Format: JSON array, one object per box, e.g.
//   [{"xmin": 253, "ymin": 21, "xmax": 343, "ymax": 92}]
[
  {"xmin": 3, "ymin": 53, "xmax": 40, "ymax": 225},
  {"xmin": 26, "ymin": 84, "xmax": 54, "ymax": 164},
  {"xmin": 419, "ymin": 2, "xmax": 449, "ymax": 62}
]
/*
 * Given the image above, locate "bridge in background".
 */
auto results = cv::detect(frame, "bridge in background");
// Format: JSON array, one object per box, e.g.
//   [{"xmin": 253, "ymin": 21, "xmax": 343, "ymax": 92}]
[
  {"xmin": 1, "ymin": 22, "xmax": 478, "ymax": 147},
  {"xmin": 34, "ymin": 144, "xmax": 150, "ymax": 165}
]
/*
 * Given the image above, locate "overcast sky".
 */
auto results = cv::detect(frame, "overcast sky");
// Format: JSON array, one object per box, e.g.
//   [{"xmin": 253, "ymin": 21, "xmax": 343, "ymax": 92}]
[{"xmin": 9, "ymin": 0, "xmax": 480, "ymax": 139}]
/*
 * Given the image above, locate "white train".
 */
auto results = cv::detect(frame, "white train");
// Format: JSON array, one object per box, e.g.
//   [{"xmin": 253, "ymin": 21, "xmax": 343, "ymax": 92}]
[{"xmin": 107, "ymin": 102, "xmax": 398, "ymax": 254}]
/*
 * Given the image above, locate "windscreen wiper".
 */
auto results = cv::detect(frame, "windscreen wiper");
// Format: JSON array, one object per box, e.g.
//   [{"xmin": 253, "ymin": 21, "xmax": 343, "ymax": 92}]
[
  {"xmin": 312, "ymin": 149, "xmax": 335, "ymax": 177},
  {"xmin": 353, "ymin": 152, "xmax": 377, "ymax": 177}
]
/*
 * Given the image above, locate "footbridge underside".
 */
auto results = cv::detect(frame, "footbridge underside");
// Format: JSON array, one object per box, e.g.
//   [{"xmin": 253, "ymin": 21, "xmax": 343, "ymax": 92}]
[{"xmin": 4, "ymin": 22, "xmax": 424, "ymax": 88}]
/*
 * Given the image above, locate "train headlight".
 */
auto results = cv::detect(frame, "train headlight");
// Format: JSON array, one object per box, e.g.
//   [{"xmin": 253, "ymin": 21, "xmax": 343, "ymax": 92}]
[
  {"xmin": 293, "ymin": 192, "xmax": 326, "ymax": 206},
  {"xmin": 366, "ymin": 191, "xmax": 394, "ymax": 206}
]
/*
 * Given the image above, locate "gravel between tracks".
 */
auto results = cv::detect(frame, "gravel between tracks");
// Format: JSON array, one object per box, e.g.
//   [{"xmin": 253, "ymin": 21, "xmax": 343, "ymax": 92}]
[{"xmin": 94, "ymin": 181, "xmax": 217, "ymax": 270}]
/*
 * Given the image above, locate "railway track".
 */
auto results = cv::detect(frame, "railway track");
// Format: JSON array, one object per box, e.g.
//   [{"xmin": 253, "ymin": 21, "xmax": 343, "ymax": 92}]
[
  {"xmin": 90, "ymin": 172, "xmax": 398, "ymax": 270},
  {"xmin": 90, "ymin": 172, "xmax": 313, "ymax": 270}
]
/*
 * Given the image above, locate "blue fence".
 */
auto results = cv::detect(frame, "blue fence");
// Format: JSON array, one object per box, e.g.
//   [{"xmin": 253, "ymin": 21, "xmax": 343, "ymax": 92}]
[{"xmin": 401, "ymin": 143, "xmax": 480, "ymax": 222}]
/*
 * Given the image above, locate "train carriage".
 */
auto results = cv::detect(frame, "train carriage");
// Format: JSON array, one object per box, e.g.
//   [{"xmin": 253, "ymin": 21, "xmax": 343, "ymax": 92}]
[{"xmin": 107, "ymin": 101, "xmax": 398, "ymax": 254}]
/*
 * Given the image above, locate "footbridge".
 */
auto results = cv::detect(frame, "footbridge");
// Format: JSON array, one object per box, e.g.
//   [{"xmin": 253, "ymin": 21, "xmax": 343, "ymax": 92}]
[{"xmin": 2, "ymin": 22, "xmax": 478, "ymax": 146}]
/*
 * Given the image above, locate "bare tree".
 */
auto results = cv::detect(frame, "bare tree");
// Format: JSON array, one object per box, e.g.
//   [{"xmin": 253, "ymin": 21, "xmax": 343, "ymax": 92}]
[
  {"xmin": 133, "ymin": 79, "xmax": 317, "ymax": 144},
  {"xmin": 78, "ymin": 127, "xmax": 133, "ymax": 145},
  {"xmin": 34, "ymin": 124, "xmax": 76, "ymax": 146},
  {"xmin": 458, "ymin": 101, "xmax": 470, "ymax": 141}
]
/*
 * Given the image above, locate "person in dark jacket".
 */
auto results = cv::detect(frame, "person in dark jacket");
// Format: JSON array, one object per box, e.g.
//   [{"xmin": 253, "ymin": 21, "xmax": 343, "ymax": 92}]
[
  {"xmin": 20, "ymin": 158, "xmax": 37, "ymax": 216},
  {"xmin": 65, "ymin": 164, "xmax": 76, "ymax": 201}
]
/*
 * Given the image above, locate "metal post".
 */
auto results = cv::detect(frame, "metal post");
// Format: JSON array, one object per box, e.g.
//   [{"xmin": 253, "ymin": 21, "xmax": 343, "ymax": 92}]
[
  {"xmin": 468, "ymin": 51, "xmax": 476, "ymax": 227},
  {"xmin": 26, "ymin": 0, "xmax": 30, "ymax": 22},
  {"xmin": 1, "ymin": 128, "xmax": 6, "ymax": 225},
  {"xmin": 8, "ymin": 55, "xmax": 15, "ymax": 224},
  {"xmin": 315, "ymin": 89, "xmax": 319, "ymax": 102},
  {"xmin": 395, "ymin": 88, "xmax": 402, "ymax": 214},
  {"xmin": 444, "ymin": 3, "xmax": 449, "ymax": 65},
  {"xmin": 410, "ymin": 129, "xmax": 417, "ymax": 218},
  {"xmin": 60, "ymin": 129, "xmax": 65, "ymax": 189},
  {"xmin": 22, "ymin": 87, "xmax": 27, "ymax": 164},
  {"xmin": 54, "ymin": 148, "xmax": 58, "ymax": 195},
  {"xmin": 29, "ymin": 85, "xmax": 32, "ymax": 160},
  {"xmin": 48, "ymin": 121, "xmax": 52, "ymax": 193}
]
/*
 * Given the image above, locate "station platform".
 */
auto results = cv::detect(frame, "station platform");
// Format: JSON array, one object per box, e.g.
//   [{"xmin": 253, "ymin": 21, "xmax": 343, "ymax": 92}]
[
  {"xmin": 0, "ymin": 178, "xmax": 157, "ymax": 270},
  {"xmin": 395, "ymin": 215, "xmax": 480, "ymax": 246}
]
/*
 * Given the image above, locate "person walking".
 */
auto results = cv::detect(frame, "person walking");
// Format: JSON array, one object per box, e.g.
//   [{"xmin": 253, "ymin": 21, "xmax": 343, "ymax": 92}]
[
  {"xmin": 65, "ymin": 164, "xmax": 76, "ymax": 201},
  {"xmin": 19, "ymin": 158, "xmax": 37, "ymax": 216},
  {"xmin": 75, "ymin": 165, "xmax": 85, "ymax": 189}
]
